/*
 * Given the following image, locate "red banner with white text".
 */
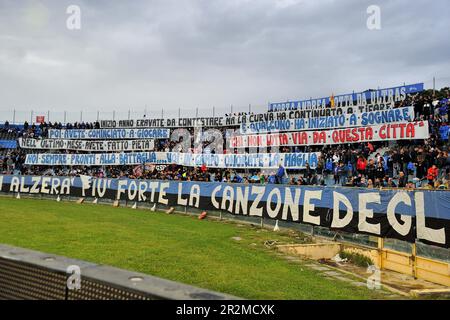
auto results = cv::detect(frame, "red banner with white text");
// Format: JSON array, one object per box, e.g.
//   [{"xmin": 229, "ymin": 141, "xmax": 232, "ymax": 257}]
[{"xmin": 230, "ymin": 121, "xmax": 429, "ymax": 148}]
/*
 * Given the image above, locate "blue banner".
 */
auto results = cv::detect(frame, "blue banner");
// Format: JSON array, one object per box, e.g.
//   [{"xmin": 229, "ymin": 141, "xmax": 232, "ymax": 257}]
[
  {"xmin": 1, "ymin": 175, "xmax": 449, "ymax": 248},
  {"xmin": 269, "ymin": 83, "xmax": 424, "ymax": 111},
  {"xmin": 0, "ymin": 140, "xmax": 17, "ymax": 149}
]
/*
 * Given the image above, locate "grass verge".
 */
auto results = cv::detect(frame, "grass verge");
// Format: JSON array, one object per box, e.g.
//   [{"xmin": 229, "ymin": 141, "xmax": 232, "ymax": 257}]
[{"xmin": 0, "ymin": 196, "xmax": 389, "ymax": 299}]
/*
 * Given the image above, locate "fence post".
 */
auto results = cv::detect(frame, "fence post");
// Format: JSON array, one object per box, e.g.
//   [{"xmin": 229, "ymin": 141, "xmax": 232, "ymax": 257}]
[
  {"xmin": 13, "ymin": 109, "xmax": 16, "ymax": 124},
  {"xmin": 64, "ymin": 111, "xmax": 67, "ymax": 124},
  {"xmin": 260, "ymin": 217, "xmax": 264, "ymax": 229},
  {"xmin": 30, "ymin": 110, "xmax": 34, "ymax": 124},
  {"xmin": 378, "ymin": 237, "xmax": 384, "ymax": 270},
  {"xmin": 412, "ymin": 241, "xmax": 417, "ymax": 279}
]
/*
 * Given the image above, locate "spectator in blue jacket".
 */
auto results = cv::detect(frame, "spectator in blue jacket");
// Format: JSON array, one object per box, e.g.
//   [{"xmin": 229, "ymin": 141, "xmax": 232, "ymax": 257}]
[
  {"xmin": 439, "ymin": 123, "xmax": 449, "ymax": 143},
  {"xmin": 276, "ymin": 164, "xmax": 285, "ymax": 184}
]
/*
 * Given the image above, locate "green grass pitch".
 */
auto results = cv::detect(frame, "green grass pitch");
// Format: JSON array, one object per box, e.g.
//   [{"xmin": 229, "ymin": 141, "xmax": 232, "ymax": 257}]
[{"xmin": 0, "ymin": 196, "xmax": 389, "ymax": 299}]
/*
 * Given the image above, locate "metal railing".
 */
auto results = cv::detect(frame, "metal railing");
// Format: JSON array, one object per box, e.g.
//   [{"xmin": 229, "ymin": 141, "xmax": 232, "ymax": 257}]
[{"xmin": 1, "ymin": 104, "xmax": 269, "ymax": 126}]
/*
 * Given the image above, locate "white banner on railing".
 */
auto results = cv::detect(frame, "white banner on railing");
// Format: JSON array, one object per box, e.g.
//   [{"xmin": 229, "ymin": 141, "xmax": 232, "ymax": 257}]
[
  {"xmin": 240, "ymin": 106, "xmax": 415, "ymax": 134},
  {"xmin": 24, "ymin": 151, "xmax": 320, "ymax": 169},
  {"xmin": 18, "ymin": 138, "xmax": 155, "ymax": 152},
  {"xmin": 99, "ymin": 104, "xmax": 399, "ymax": 128},
  {"xmin": 231, "ymin": 121, "xmax": 429, "ymax": 148},
  {"xmin": 48, "ymin": 128, "xmax": 170, "ymax": 140}
]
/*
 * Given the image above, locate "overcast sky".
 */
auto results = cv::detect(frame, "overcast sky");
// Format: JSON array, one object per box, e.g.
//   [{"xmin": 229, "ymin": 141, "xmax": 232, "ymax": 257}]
[{"xmin": 1, "ymin": 0, "xmax": 449, "ymax": 120}]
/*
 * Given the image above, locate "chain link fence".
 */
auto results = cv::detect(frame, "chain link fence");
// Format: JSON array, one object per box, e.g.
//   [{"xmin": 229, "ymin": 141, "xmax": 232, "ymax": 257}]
[{"xmin": 1, "ymin": 104, "xmax": 270, "ymax": 125}]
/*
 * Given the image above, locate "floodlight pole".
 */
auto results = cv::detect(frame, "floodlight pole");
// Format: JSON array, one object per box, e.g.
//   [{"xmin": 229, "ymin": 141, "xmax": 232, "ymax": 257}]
[{"xmin": 433, "ymin": 77, "xmax": 436, "ymax": 98}]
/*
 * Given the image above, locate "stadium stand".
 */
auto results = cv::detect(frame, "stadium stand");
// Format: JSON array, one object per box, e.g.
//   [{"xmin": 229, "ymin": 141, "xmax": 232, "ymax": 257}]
[{"xmin": 0, "ymin": 86, "xmax": 449, "ymax": 189}]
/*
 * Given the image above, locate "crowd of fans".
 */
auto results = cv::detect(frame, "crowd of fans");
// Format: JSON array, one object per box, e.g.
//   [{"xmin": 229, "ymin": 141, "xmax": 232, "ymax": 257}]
[{"xmin": 1, "ymin": 87, "xmax": 449, "ymax": 190}]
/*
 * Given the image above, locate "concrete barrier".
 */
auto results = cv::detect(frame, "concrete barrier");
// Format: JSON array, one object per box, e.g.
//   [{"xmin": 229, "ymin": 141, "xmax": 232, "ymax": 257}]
[{"xmin": 0, "ymin": 244, "xmax": 240, "ymax": 300}]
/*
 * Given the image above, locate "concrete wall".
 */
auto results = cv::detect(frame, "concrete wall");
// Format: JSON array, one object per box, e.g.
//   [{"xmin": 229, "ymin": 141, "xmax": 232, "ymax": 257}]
[{"xmin": 277, "ymin": 243, "xmax": 341, "ymax": 260}]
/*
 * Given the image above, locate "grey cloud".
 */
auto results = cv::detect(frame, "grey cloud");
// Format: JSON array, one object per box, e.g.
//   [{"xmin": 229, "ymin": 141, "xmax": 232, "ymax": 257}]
[{"xmin": 0, "ymin": 0, "xmax": 449, "ymax": 121}]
